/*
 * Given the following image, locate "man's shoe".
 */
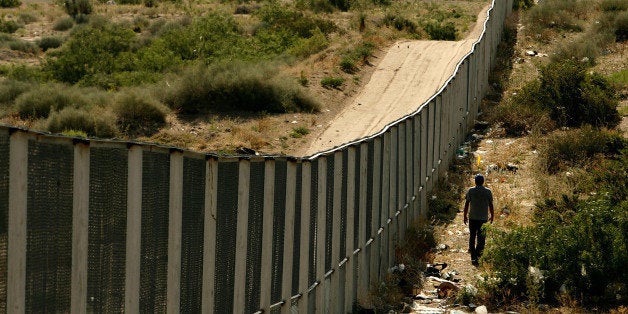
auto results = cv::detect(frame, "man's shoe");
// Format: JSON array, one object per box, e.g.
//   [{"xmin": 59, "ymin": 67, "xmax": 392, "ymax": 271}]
[{"xmin": 471, "ymin": 259, "xmax": 479, "ymax": 266}]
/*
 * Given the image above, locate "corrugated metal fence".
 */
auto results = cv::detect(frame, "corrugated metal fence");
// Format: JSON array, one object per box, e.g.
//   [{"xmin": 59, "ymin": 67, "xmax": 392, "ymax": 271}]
[{"xmin": 0, "ymin": 0, "xmax": 512, "ymax": 312}]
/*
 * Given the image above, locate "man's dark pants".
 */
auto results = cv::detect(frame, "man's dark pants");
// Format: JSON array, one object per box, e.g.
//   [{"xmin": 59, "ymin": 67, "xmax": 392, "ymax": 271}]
[{"xmin": 469, "ymin": 219, "xmax": 487, "ymax": 262}]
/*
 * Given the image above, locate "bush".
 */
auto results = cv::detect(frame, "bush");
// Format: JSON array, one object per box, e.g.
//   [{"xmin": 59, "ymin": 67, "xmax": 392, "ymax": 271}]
[
  {"xmin": 9, "ymin": 40, "xmax": 38, "ymax": 54},
  {"xmin": 615, "ymin": 11, "xmax": 628, "ymax": 42},
  {"xmin": 514, "ymin": 60, "xmax": 621, "ymax": 129},
  {"xmin": 38, "ymin": 36, "xmax": 63, "ymax": 51},
  {"xmin": 0, "ymin": 0, "xmax": 20, "ymax": 8},
  {"xmin": 525, "ymin": 0, "xmax": 586, "ymax": 33},
  {"xmin": 422, "ymin": 21, "xmax": 457, "ymax": 40},
  {"xmin": 513, "ymin": 0, "xmax": 534, "ymax": 10},
  {"xmin": 18, "ymin": 13, "xmax": 38, "ymax": 24},
  {"xmin": 0, "ymin": 79, "xmax": 33, "ymax": 104},
  {"xmin": 290, "ymin": 126, "xmax": 309, "ymax": 138},
  {"xmin": 113, "ymin": 89, "xmax": 167, "ymax": 133},
  {"xmin": 320, "ymin": 76, "xmax": 344, "ymax": 89},
  {"xmin": 47, "ymin": 107, "xmax": 118, "ymax": 138},
  {"xmin": 286, "ymin": 27, "xmax": 329, "ymax": 58},
  {"xmin": 162, "ymin": 62, "xmax": 320, "ymax": 114},
  {"xmin": 15, "ymin": 84, "xmax": 87, "ymax": 119},
  {"xmin": 44, "ymin": 23, "xmax": 136, "ymax": 84},
  {"xmin": 53, "ymin": 17, "xmax": 74, "ymax": 31},
  {"xmin": 484, "ymin": 196, "xmax": 628, "ymax": 306},
  {"xmin": 64, "ymin": 0, "xmax": 92, "ymax": 20},
  {"xmin": 340, "ymin": 57, "xmax": 357, "ymax": 73},
  {"xmin": 0, "ymin": 20, "xmax": 22, "ymax": 34},
  {"xmin": 256, "ymin": 5, "xmax": 337, "ymax": 39},
  {"xmin": 600, "ymin": 0, "xmax": 628, "ymax": 12},
  {"xmin": 538, "ymin": 126, "xmax": 625, "ymax": 174},
  {"xmin": 382, "ymin": 14, "xmax": 418, "ymax": 34}
]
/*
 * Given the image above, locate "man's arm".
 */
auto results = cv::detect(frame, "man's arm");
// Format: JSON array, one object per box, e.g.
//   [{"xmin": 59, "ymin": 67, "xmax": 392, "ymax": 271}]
[
  {"xmin": 488, "ymin": 200, "xmax": 494, "ymax": 223},
  {"xmin": 463, "ymin": 199, "xmax": 469, "ymax": 225}
]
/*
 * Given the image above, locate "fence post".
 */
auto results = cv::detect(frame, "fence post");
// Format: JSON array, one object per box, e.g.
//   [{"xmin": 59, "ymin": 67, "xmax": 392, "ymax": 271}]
[
  {"xmin": 167, "ymin": 152, "xmax": 183, "ymax": 314},
  {"xmin": 405, "ymin": 120, "xmax": 414, "ymax": 227},
  {"xmin": 233, "ymin": 159, "xmax": 250, "ymax": 314},
  {"xmin": 413, "ymin": 115, "xmax": 422, "ymax": 223},
  {"xmin": 202, "ymin": 157, "xmax": 217, "ymax": 313},
  {"xmin": 8, "ymin": 131, "xmax": 27, "ymax": 313},
  {"xmin": 397, "ymin": 125, "xmax": 406, "ymax": 243},
  {"xmin": 260, "ymin": 159, "xmax": 275, "ymax": 312},
  {"xmin": 315, "ymin": 156, "xmax": 327, "ymax": 312},
  {"xmin": 298, "ymin": 161, "xmax": 311, "ymax": 313},
  {"xmin": 388, "ymin": 127, "xmax": 398, "ymax": 268},
  {"xmin": 71, "ymin": 142, "xmax": 90, "ymax": 314},
  {"xmin": 357, "ymin": 142, "xmax": 368, "ymax": 302},
  {"xmin": 280, "ymin": 160, "xmax": 297, "ymax": 314},
  {"xmin": 125, "ymin": 145, "xmax": 142, "ymax": 313},
  {"xmin": 344, "ymin": 146, "xmax": 356, "ymax": 312},
  {"xmin": 369, "ymin": 138, "xmax": 382, "ymax": 285},
  {"xmin": 380, "ymin": 133, "xmax": 390, "ymax": 276},
  {"xmin": 329, "ymin": 151, "xmax": 342, "ymax": 312}
]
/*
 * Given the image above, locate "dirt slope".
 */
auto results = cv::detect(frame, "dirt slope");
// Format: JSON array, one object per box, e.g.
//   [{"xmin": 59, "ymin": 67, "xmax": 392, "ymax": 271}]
[{"xmin": 301, "ymin": 5, "xmax": 491, "ymax": 156}]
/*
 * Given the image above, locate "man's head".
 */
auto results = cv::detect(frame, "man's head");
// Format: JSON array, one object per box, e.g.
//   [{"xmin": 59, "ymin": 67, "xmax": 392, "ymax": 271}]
[{"xmin": 474, "ymin": 174, "xmax": 484, "ymax": 186}]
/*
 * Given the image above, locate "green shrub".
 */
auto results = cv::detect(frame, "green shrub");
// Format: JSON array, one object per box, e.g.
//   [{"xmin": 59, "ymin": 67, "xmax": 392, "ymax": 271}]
[
  {"xmin": 47, "ymin": 107, "xmax": 118, "ymax": 138},
  {"xmin": 18, "ymin": 13, "xmax": 38, "ymax": 24},
  {"xmin": 38, "ymin": 36, "xmax": 63, "ymax": 51},
  {"xmin": 320, "ymin": 76, "xmax": 344, "ymax": 89},
  {"xmin": 538, "ymin": 126, "xmax": 625, "ymax": 174},
  {"xmin": 290, "ymin": 126, "xmax": 309, "ymax": 138},
  {"xmin": 53, "ymin": 17, "xmax": 74, "ymax": 31},
  {"xmin": 513, "ymin": 0, "xmax": 534, "ymax": 10},
  {"xmin": 113, "ymin": 89, "xmax": 167, "ymax": 134},
  {"xmin": 44, "ymin": 23, "xmax": 136, "ymax": 84},
  {"xmin": 64, "ymin": 0, "xmax": 92, "ymax": 20},
  {"xmin": 0, "ymin": 79, "xmax": 33, "ymax": 104},
  {"xmin": 286, "ymin": 27, "xmax": 329, "ymax": 58},
  {"xmin": 0, "ymin": 20, "xmax": 22, "ymax": 34},
  {"xmin": 525, "ymin": 0, "xmax": 586, "ymax": 33},
  {"xmin": 15, "ymin": 84, "xmax": 87, "ymax": 119},
  {"xmin": 519, "ymin": 60, "xmax": 621, "ymax": 129},
  {"xmin": 382, "ymin": 13, "xmax": 417, "ymax": 34},
  {"xmin": 162, "ymin": 62, "xmax": 320, "ymax": 114},
  {"xmin": 9, "ymin": 40, "xmax": 38, "ymax": 54},
  {"xmin": 484, "ymin": 194, "xmax": 628, "ymax": 306},
  {"xmin": 3, "ymin": 64, "xmax": 49, "ymax": 82},
  {"xmin": 615, "ymin": 11, "xmax": 628, "ymax": 42},
  {"xmin": 422, "ymin": 21, "xmax": 457, "ymax": 40},
  {"xmin": 340, "ymin": 57, "xmax": 357, "ymax": 73},
  {"xmin": 600, "ymin": 0, "xmax": 628, "ymax": 12},
  {"xmin": 0, "ymin": 0, "xmax": 20, "ymax": 8},
  {"xmin": 256, "ymin": 5, "xmax": 337, "ymax": 39}
]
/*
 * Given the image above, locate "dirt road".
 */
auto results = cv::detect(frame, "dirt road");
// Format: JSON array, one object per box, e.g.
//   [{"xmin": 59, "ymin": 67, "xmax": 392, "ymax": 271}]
[{"xmin": 303, "ymin": 5, "xmax": 491, "ymax": 156}]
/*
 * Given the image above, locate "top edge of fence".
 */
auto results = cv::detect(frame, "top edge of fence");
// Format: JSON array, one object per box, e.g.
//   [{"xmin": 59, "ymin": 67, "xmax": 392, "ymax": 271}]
[
  {"xmin": 0, "ymin": 0, "xmax": 507, "ymax": 163},
  {"xmin": 0, "ymin": 123, "xmax": 305, "ymax": 162}
]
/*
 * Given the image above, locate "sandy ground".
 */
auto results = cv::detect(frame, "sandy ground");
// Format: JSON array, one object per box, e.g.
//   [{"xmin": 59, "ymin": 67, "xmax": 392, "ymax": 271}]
[{"xmin": 302, "ymin": 5, "xmax": 491, "ymax": 156}]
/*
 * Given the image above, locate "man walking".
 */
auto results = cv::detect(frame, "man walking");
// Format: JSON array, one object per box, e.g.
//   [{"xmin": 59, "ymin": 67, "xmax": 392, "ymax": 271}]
[{"xmin": 463, "ymin": 174, "xmax": 494, "ymax": 266}]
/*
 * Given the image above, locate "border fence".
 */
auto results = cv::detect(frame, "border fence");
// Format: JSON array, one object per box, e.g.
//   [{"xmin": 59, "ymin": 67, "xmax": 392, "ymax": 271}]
[{"xmin": 0, "ymin": 0, "xmax": 512, "ymax": 312}]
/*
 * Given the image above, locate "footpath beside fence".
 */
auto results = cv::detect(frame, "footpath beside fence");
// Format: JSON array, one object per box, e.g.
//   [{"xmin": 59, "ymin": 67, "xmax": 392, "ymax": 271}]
[{"xmin": 0, "ymin": 0, "xmax": 512, "ymax": 312}]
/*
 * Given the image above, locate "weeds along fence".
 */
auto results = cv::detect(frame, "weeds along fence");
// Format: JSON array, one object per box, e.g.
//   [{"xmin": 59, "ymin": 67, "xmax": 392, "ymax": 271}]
[{"xmin": 0, "ymin": 0, "xmax": 512, "ymax": 312}]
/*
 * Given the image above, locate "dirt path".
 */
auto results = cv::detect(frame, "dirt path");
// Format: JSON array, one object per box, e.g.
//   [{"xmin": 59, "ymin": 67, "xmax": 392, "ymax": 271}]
[{"xmin": 301, "ymin": 5, "xmax": 491, "ymax": 156}]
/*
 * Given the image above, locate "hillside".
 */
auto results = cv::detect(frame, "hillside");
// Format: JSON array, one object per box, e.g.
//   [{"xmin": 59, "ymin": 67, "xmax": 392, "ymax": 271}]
[{"xmin": 0, "ymin": 0, "xmax": 490, "ymax": 157}]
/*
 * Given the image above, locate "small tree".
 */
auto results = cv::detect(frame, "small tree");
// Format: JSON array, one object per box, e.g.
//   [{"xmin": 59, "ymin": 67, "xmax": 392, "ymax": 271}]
[
  {"xmin": 0, "ymin": 0, "xmax": 21, "ymax": 8},
  {"xmin": 64, "ymin": 0, "xmax": 92, "ymax": 21}
]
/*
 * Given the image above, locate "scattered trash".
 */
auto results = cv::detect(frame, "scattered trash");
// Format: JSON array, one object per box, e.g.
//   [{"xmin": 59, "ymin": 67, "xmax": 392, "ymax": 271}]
[
  {"xmin": 425, "ymin": 263, "xmax": 447, "ymax": 277},
  {"xmin": 437, "ymin": 281, "xmax": 460, "ymax": 298},
  {"xmin": 525, "ymin": 50, "xmax": 537, "ymax": 56}
]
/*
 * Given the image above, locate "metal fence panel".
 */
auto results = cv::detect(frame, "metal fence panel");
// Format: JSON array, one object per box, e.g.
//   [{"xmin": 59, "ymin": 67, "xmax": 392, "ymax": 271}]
[
  {"xmin": 272, "ymin": 159, "xmax": 287, "ymax": 305},
  {"xmin": 88, "ymin": 146, "xmax": 128, "ymax": 313},
  {"xmin": 214, "ymin": 160, "xmax": 239, "ymax": 313},
  {"xmin": 139, "ymin": 150, "xmax": 170, "ymax": 312},
  {"xmin": 26, "ymin": 139, "xmax": 73, "ymax": 312},
  {"xmin": 245, "ymin": 161, "xmax": 265, "ymax": 313},
  {"xmin": 180, "ymin": 156, "xmax": 206, "ymax": 313}
]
